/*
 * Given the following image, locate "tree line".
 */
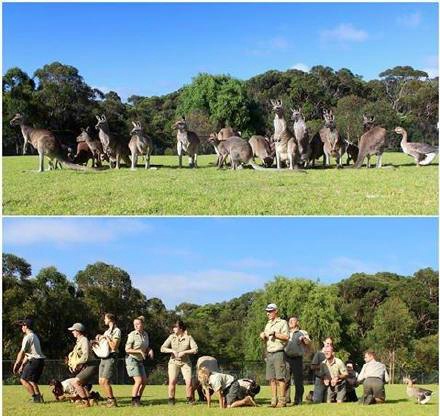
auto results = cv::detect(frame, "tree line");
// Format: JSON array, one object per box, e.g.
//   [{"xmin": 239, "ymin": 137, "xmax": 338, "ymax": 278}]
[
  {"xmin": 3, "ymin": 62, "xmax": 438, "ymax": 155},
  {"xmin": 2, "ymin": 253, "xmax": 438, "ymax": 382}
]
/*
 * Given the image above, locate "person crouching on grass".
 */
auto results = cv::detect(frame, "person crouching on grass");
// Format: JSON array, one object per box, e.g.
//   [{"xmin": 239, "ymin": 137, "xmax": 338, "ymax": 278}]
[{"xmin": 197, "ymin": 367, "xmax": 257, "ymax": 408}]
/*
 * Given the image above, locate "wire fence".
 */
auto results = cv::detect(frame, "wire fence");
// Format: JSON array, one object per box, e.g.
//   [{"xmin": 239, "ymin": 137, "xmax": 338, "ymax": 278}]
[{"xmin": 3, "ymin": 359, "xmax": 437, "ymax": 386}]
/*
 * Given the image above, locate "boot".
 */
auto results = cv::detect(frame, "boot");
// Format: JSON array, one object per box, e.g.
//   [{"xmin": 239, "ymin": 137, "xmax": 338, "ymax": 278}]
[
  {"xmin": 276, "ymin": 396, "xmax": 286, "ymax": 408},
  {"xmin": 77, "ymin": 399, "xmax": 90, "ymax": 408},
  {"xmin": 106, "ymin": 397, "xmax": 117, "ymax": 408},
  {"xmin": 270, "ymin": 397, "xmax": 278, "ymax": 407}
]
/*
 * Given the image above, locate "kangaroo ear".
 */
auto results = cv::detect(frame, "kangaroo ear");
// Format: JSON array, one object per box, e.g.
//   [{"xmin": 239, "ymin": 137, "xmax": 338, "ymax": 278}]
[
  {"xmin": 270, "ymin": 99, "xmax": 276, "ymax": 106},
  {"xmin": 132, "ymin": 121, "xmax": 137, "ymax": 127},
  {"xmin": 96, "ymin": 115, "xmax": 100, "ymax": 121},
  {"xmin": 86, "ymin": 126, "xmax": 90, "ymax": 133}
]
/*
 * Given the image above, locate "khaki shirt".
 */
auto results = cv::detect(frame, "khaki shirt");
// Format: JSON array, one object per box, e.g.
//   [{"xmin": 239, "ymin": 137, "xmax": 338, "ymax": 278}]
[
  {"xmin": 358, "ymin": 360, "xmax": 390, "ymax": 383},
  {"xmin": 125, "ymin": 330, "xmax": 149, "ymax": 361},
  {"xmin": 209, "ymin": 372, "xmax": 235, "ymax": 392},
  {"xmin": 320, "ymin": 357, "xmax": 347, "ymax": 379},
  {"xmin": 264, "ymin": 317, "xmax": 289, "ymax": 352},
  {"xmin": 161, "ymin": 333, "xmax": 198, "ymax": 363},
  {"xmin": 71, "ymin": 335, "xmax": 92, "ymax": 364},
  {"xmin": 103, "ymin": 326, "xmax": 122, "ymax": 353}
]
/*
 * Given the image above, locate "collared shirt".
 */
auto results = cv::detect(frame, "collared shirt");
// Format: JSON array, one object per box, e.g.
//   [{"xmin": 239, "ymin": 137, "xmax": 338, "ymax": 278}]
[
  {"xmin": 160, "ymin": 333, "xmax": 198, "ymax": 363},
  {"xmin": 125, "ymin": 330, "xmax": 149, "ymax": 361},
  {"xmin": 264, "ymin": 317, "xmax": 289, "ymax": 353},
  {"xmin": 71, "ymin": 335, "xmax": 92, "ymax": 364},
  {"xmin": 21, "ymin": 331, "xmax": 45, "ymax": 359},
  {"xmin": 209, "ymin": 372, "xmax": 235, "ymax": 393},
  {"xmin": 284, "ymin": 328, "xmax": 310, "ymax": 357},
  {"xmin": 320, "ymin": 356, "xmax": 347, "ymax": 379},
  {"xmin": 103, "ymin": 326, "xmax": 122, "ymax": 352},
  {"xmin": 357, "ymin": 359, "xmax": 390, "ymax": 383}
]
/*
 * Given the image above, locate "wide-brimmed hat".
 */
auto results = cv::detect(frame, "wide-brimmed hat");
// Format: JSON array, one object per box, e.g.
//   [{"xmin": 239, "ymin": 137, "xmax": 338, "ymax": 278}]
[
  {"xmin": 68, "ymin": 323, "xmax": 85, "ymax": 332},
  {"xmin": 265, "ymin": 303, "xmax": 278, "ymax": 312}
]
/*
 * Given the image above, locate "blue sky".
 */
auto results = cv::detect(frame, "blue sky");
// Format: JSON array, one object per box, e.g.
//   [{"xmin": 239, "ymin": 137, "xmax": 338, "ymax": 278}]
[
  {"xmin": 3, "ymin": 3, "xmax": 438, "ymax": 101},
  {"xmin": 3, "ymin": 217, "xmax": 438, "ymax": 309}
]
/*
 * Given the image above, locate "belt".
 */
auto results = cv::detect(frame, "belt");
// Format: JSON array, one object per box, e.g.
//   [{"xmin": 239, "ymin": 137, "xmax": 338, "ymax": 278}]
[{"xmin": 267, "ymin": 350, "xmax": 284, "ymax": 354}]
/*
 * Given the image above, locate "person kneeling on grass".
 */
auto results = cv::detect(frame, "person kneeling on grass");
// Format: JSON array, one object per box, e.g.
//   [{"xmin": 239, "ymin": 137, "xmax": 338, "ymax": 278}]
[
  {"xmin": 357, "ymin": 350, "xmax": 389, "ymax": 405},
  {"xmin": 197, "ymin": 367, "xmax": 257, "ymax": 408}
]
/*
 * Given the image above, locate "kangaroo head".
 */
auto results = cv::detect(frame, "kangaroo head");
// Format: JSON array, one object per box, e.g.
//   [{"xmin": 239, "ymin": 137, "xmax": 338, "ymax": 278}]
[
  {"xmin": 363, "ymin": 114, "xmax": 375, "ymax": 131},
  {"xmin": 323, "ymin": 109, "xmax": 335, "ymax": 128},
  {"xmin": 95, "ymin": 114, "xmax": 108, "ymax": 131},
  {"xmin": 76, "ymin": 128, "xmax": 89, "ymax": 142},
  {"xmin": 173, "ymin": 116, "xmax": 187, "ymax": 131},
  {"xmin": 290, "ymin": 108, "xmax": 302, "ymax": 122},
  {"xmin": 10, "ymin": 113, "xmax": 24, "ymax": 126},
  {"xmin": 208, "ymin": 132, "xmax": 219, "ymax": 145},
  {"xmin": 270, "ymin": 99, "xmax": 284, "ymax": 115},
  {"xmin": 130, "ymin": 121, "xmax": 143, "ymax": 135}
]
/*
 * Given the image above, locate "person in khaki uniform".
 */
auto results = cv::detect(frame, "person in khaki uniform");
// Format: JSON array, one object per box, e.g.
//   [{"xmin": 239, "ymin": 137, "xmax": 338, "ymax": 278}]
[
  {"xmin": 319, "ymin": 345, "xmax": 348, "ymax": 403},
  {"xmin": 161, "ymin": 320, "xmax": 198, "ymax": 405},
  {"xmin": 259, "ymin": 303, "xmax": 289, "ymax": 407}
]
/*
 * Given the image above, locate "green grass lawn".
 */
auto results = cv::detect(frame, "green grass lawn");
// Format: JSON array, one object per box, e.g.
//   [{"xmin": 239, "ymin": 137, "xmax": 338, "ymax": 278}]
[
  {"xmin": 2, "ymin": 153, "xmax": 438, "ymax": 215},
  {"xmin": 2, "ymin": 384, "xmax": 437, "ymax": 416}
]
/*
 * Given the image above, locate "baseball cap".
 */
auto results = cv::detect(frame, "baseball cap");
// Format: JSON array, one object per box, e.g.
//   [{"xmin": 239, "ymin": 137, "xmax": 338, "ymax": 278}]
[
  {"xmin": 16, "ymin": 318, "xmax": 33, "ymax": 327},
  {"xmin": 68, "ymin": 323, "xmax": 85, "ymax": 332},
  {"xmin": 265, "ymin": 303, "xmax": 278, "ymax": 312}
]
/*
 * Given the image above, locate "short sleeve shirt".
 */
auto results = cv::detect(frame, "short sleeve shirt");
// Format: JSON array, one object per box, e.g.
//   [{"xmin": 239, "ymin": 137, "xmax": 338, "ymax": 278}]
[
  {"xmin": 209, "ymin": 372, "xmax": 235, "ymax": 392},
  {"xmin": 71, "ymin": 335, "xmax": 92, "ymax": 364},
  {"xmin": 320, "ymin": 357, "xmax": 347, "ymax": 379},
  {"xmin": 21, "ymin": 331, "xmax": 45, "ymax": 359},
  {"xmin": 264, "ymin": 317, "xmax": 289, "ymax": 352},
  {"xmin": 284, "ymin": 328, "xmax": 310, "ymax": 357},
  {"xmin": 357, "ymin": 360, "xmax": 390, "ymax": 383},
  {"xmin": 103, "ymin": 326, "xmax": 122, "ymax": 352},
  {"xmin": 126, "ymin": 330, "xmax": 149, "ymax": 361}
]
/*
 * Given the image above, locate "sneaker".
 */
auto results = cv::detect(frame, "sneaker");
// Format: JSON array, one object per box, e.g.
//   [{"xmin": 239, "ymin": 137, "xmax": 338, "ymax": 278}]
[
  {"xmin": 276, "ymin": 398, "xmax": 286, "ymax": 408},
  {"xmin": 186, "ymin": 398, "xmax": 195, "ymax": 405},
  {"xmin": 168, "ymin": 398, "xmax": 175, "ymax": 406},
  {"xmin": 77, "ymin": 399, "xmax": 90, "ymax": 408}
]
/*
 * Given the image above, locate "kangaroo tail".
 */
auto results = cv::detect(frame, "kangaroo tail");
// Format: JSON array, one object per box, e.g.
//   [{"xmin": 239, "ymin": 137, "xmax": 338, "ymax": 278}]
[
  {"xmin": 59, "ymin": 159, "xmax": 98, "ymax": 172},
  {"xmin": 354, "ymin": 148, "xmax": 366, "ymax": 168}
]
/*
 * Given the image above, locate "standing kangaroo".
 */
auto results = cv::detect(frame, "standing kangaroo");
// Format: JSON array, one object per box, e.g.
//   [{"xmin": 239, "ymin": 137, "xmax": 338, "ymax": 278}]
[
  {"xmin": 270, "ymin": 99, "xmax": 299, "ymax": 170},
  {"xmin": 173, "ymin": 116, "xmax": 200, "ymax": 168},
  {"xmin": 320, "ymin": 109, "xmax": 346, "ymax": 168},
  {"xmin": 129, "ymin": 121, "xmax": 153, "ymax": 170},
  {"xmin": 95, "ymin": 114, "xmax": 131, "ymax": 169},
  {"xmin": 354, "ymin": 115, "xmax": 387, "ymax": 168},
  {"xmin": 290, "ymin": 109, "xmax": 311, "ymax": 167},
  {"xmin": 248, "ymin": 135, "xmax": 274, "ymax": 167},
  {"xmin": 10, "ymin": 113, "xmax": 89, "ymax": 172}
]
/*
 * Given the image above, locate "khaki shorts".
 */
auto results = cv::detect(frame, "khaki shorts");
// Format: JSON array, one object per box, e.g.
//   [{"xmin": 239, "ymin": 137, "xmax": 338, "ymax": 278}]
[
  {"xmin": 168, "ymin": 359, "xmax": 192, "ymax": 383},
  {"xmin": 99, "ymin": 356, "xmax": 116, "ymax": 380},
  {"xmin": 266, "ymin": 351, "xmax": 287, "ymax": 381}
]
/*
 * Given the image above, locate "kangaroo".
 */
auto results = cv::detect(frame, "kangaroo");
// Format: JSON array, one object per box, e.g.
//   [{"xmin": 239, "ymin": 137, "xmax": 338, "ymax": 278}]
[
  {"xmin": 10, "ymin": 113, "xmax": 90, "ymax": 172},
  {"xmin": 320, "ymin": 109, "xmax": 346, "ymax": 168},
  {"xmin": 309, "ymin": 133, "xmax": 325, "ymax": 167},
  {"xmin": 354, "ymin": 115, "xmax": 387, "ymax": 168},
  {"xmin": 270, "ymin": 99, "xmax": 300, "ymax": 170},
  {"xmin": 248, "ymin": 135, "xmax": 274, "ymax": 167},
  {"xmin": 209, "ymin": 136, "xmax": 271, "ymax": 170},
  {"xmin": 217, "ymin": 127, "xmax": 241, "ymax": 140},
  {"xmin": 95, "ymin": 114, "xmax": 131, "ymax": 169},
  {"xmin": 345, "ymin": 140, "xmax": 359, "ymax": 165},
  {"xmin": 129, "ymin": 121, "xmax": 153, "ymax": 170},
  {"xmin": 173, "ymin": 116, "xmax": 200, "ymax": 168},
  {"xmin": 73, "ymin": 141, "xmax": 94, "ymax": 166},
  {"xmin": 290, "ymin": 109, "xmax": 311, "ymax": 167},
  {"xmin": 76, "ymin": 127, "xmax": 105, "ymax": 167}
]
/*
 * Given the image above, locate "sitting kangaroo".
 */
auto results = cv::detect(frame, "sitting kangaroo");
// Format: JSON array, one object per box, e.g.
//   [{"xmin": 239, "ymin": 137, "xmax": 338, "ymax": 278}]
[
  {"xmin": 173, "ymin": 116, "xmax": 200, "ymax": 168},
  {"xmin": 10, "ymin": 113, "xmax": 90, "ymax": 172},
  {"xmin": 129, "ymin": 121, "xmax": 153, "ymax": 170},
  {"xmin": 248, "ymin": 135, "xmax": 274, "ymax": 167}
]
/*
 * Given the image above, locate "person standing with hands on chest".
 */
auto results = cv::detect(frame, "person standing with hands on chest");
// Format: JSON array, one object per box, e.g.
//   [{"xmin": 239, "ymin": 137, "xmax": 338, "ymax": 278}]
[
  {"xmin": 160, "ymin": 320, "xmax": 198, "ymax": 405},
  {"xmin": 259, "ymin": 303, "xmax": 289, "ymax": 408}
]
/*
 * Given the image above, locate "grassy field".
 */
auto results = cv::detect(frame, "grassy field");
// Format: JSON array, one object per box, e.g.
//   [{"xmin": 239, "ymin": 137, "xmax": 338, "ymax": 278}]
[
  {"xmin": 2, "ymin": 153, "xmax": 438, "ymax": 215},
  {"xmin": 2, "ymin": 384, "xmax": 437, "ymax": 416}
]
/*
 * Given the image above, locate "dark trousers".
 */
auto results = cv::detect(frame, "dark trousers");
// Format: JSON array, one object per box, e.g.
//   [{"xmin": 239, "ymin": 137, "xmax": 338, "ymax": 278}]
[{"xmin": 285, "ymin": 356, "xmax": 304, "ymax": 404}]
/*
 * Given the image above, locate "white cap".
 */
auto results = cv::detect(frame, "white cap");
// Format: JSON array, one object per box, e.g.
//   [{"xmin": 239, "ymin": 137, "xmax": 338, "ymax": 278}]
[{"xmin": 265, "ymin": 303, "xmax": 278, "ymax": 312}]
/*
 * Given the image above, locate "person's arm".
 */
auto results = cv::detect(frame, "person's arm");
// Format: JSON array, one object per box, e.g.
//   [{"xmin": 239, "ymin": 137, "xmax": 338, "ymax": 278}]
[
  {"xmin": 179, "ymin": 336, "xmax": 198, "ymax": 358},
  {"xmin": 125, "ymin": 333, "xmax": 143, "ymax": 357},
  {"xmin": 205, "ymin": 387, "xmax": 211, "ymax": 408},
  {"xmin": 300, "ymin": 331, "xmax": 311, "ymax": 345},
  {"xmin": 106, "ymin": 329, "xmax": 121, "ymax": 351},
  {"xmin": 13, "ymin": 350, "xmax": 26, "ymax": 374},
  {"xmin": 259, "ymin": 331, "xmax": 268, "ymax": 341},
  {"xmin": 383, "ymin": 366, "xmax": 390, "ymax": 383},
  {"xmin": 218, "ymin": 390, "xmax": 225, "ymax": 408},
  {"xmin": 76, "ymin": 337, "xmax": 89, "ymax": 364},
  {"xmin": 357, "ymin": 365, "xmax": 366, "ymax": 383},
  {"xmin": 273, "ymin": 321, "xmax": 289, "ymax": 342},
  {"xmin": 160, "ymin": 336, "xmax": 174, "ymax": 354}
]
